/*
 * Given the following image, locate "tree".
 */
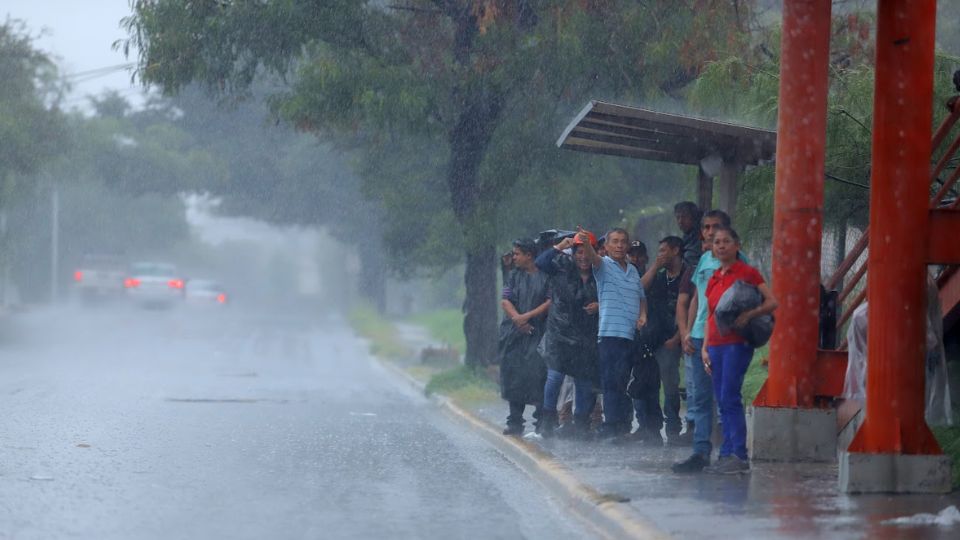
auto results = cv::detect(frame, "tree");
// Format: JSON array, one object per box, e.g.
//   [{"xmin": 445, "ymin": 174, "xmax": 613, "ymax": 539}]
[
  {"xmin": 0, "ymin": 19, "xmax": 67, "ymax": 200},
  {"xmin": 124, "ymin": 1, "xmax": 754, "ymax": 368}
]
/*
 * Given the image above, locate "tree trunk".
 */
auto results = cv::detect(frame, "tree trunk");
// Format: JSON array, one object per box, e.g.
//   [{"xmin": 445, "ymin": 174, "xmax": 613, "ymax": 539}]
[
  {"xmin": 463, "ymin": 245, "xmax": 498, "ymax": 368},
  {"xmin": 447, "ymin": 91, "xmax": 504, "ymax": 369},
  {"xmin": 358, "ymin": 245, "xmax": 387, "ymax": 313}
]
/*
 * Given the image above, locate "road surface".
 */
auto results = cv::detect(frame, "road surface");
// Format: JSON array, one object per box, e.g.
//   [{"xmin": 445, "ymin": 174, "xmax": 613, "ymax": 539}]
[{"xmin": 0, "ymin": 303, "xmax": 590, "ymax": 539}]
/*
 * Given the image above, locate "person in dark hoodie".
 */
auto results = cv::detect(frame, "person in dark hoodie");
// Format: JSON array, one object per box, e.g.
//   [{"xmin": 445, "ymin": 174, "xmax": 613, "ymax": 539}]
[
  {"xmin": 535, "ymin": 231, "xmax": 600, "ymax": 438},
  {"xmin": 498, "ymin": 238, "xmax": 552, "ymax": 436}
]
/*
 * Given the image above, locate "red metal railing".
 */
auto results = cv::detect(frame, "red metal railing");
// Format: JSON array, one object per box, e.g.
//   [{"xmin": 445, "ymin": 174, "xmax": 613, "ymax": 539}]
[{"xmin": 825, "ymin": 95, "xmax": 960, "ymax": 350}]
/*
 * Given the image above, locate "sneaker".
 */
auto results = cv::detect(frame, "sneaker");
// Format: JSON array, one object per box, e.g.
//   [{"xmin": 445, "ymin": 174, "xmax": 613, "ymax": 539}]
[
  {"xmin": 523, "ymin": 431, "xmax": 543, "ymax": 441},
  {"xmin": 703, "ymin": 456, "xmax": 750, "ymax": 474},
  {"xmin": 502, "ymin": 424, "xmax": 524, "ymax": 437},
  {"xmin": 671, "ymin": 453, "xmax": 710, "ymax": 474}
]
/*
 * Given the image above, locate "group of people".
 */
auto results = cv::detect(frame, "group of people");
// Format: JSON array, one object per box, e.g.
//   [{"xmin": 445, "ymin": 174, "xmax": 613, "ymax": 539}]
[{"xmin": 497, "ymin": 202, "xmax": 778, "ymax": 474}]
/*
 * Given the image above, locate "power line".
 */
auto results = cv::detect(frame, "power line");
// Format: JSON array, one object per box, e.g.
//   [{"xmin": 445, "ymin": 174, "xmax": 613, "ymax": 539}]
[{"xmin": 63, "ymin": 63, "xmax": 137, "ymax": 82}]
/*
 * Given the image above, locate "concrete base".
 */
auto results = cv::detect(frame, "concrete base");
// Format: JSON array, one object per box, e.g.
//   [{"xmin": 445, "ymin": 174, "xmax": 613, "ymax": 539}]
[
  {"xmin": 749, "ymin": 406, "xmax": 837, "ymax": 462},
  {"xmin": 839, "ymin": 451, "xmax": 953, "ymax": 494}
]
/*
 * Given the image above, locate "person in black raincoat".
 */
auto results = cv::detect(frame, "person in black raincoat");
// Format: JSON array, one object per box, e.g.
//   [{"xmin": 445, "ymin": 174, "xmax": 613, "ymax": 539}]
[
  {"xmin": 535, "ymin": 232, "xmax": 600, "ymax": 438},
  {"xmin": 498, "ymin": 238, "xmax": 552, "ymax": 436}
]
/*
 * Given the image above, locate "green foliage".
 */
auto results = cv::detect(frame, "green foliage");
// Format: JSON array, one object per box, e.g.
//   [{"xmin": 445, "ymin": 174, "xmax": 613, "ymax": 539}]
[
  {"xmin": 0, "ymin": 20, "xmax": 67, "ymax": 190},
  {"xmin": 125, "ymin": 0, "xmax": 757, "ymax": 262},
  {"xmin": 931, "ymin": 425, "xmax": 960, "ymax": 488}
]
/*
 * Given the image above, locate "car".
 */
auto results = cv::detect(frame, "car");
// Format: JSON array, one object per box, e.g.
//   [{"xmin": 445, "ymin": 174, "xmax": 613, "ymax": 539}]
[
  {"xmin": 74, "ymin": 254, "xmax": 126, "ymax": 303},
  {"xmin": 184, "ymin": 279, "xmax": 228, "ymax": 307},
  {"xmin": 124, "ymin": 262, "xmax": 185, "ymax": 309}
]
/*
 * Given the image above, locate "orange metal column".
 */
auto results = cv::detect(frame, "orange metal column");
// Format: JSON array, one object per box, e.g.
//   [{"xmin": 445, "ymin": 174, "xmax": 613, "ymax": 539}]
[
  {"xmin": 848, "ymin": 0, "xmax": 940, "ymax": 455},
  {"xmin": 756, "ymin": 0, "xmax": 831, "ymax": 409}
]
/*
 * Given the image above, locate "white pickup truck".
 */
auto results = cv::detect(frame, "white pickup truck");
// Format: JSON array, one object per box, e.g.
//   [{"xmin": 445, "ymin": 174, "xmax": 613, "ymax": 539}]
[{"xmin": 73, "ymin": 254, "xmax": 126, "ymax": 302}]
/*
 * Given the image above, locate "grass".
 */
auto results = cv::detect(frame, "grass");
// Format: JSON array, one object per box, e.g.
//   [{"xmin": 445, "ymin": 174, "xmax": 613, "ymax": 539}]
[
  {"xmin": 411, "ymin": 309, "xmax": 466, "ymax": 353},
  {"xmin": 742, "ymin": 345, "xmax": 769, "ymax": 406},
  {"xmin": 933, "ymin": 425, "xmax": 960, "ymax": 488},
  {"xmin": 347, "ymin": 305, "xmax": 411, "ymax": 360},
  {"xmin": 425, "ymin": 365, "xmax": 499, "ymax": 405}
]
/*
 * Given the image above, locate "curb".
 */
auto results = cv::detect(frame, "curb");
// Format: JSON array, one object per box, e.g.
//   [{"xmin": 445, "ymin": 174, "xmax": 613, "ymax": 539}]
[{"xmin": 376, "ymin": 357, "xmax": 670, "ymax": 540}]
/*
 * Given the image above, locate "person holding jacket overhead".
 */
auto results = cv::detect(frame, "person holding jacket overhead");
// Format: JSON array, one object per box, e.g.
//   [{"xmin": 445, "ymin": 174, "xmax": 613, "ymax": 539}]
[{"xmin": 535, "ymin": 231, "xmax": 600, "ymax": 439}]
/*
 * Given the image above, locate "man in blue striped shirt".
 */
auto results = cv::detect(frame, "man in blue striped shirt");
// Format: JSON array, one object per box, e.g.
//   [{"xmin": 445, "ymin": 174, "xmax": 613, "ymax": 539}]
[{"xmin": 577, "ymin": 227, "xmax": 647, "ymax": 437}]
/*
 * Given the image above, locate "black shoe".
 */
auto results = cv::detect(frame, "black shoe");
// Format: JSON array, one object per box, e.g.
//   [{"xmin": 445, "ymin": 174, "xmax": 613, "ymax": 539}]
[
  {"xmin": 672, "ymin": 452, "xmax": 710, "ymax": 474},
  {"xmin": 538, "ymin": 412, "xmax": 558, "ymax": 438},
  {"xmin": 502, "ymin": 424, "xmax": 524, "ymax": 437},
  {"xmin": 594, "ymin": 423, "xmax": 623, "ymax": 441},
  {"xmin": 557, "ymin": 417, "xmax": 593, "ymax": 440}
]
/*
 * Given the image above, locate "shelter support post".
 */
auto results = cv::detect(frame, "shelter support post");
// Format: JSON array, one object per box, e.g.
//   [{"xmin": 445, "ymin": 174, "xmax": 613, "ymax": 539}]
[
  {"xmin": 716, "ymin": 161, "xmax": 742, "ymax": 218},
  {"xmin": 840, "ymin": 0, "xmax": 951, "ymax": 494},
  {"xmin": 750, "ymin": 0, "xmax": 835, "ymax": 462},
  {"xmin": 697, "ymin": 167, "xmax": 713, "ymax": 213}
]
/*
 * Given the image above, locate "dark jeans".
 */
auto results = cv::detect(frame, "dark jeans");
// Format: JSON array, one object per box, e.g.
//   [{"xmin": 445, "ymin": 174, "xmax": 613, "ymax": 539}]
[
  {"xmin": 655, "ymin": 343, "xmax": 683, "ymax": 434},
  {"xmin": 630, "ymin": 346, "xmax": 662, "ymax": 434},
  {"xmin": 507, "ymin": 401, "xmax": 542, "ymax": 428},
  {"xmin": 598, "ymin": 337, "xmax": 634, "ymax": 430},
  {"xmin": 707, "ymin": 342, "xmax": 754, "ymax": 460}
]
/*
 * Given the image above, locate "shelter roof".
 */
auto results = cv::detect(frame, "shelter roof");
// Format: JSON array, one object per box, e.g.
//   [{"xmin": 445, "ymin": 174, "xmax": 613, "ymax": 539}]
[{"xmin": 556, "ymin": 101, "xmax": 776, "ymax": 167}]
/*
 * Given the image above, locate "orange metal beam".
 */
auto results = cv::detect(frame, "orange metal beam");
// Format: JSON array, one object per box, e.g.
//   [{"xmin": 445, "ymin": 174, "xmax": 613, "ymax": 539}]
[
  {"xmin": 927, "ymin": 209, "xmax": 960, "ymax": 264},
  {"xmin": 814, "ymin": 349, "xmax": 848, "ymax": 398},
  {"xmin": 939, "ymin": 267, "xmax": 960, "ymax": 329},
  {"xmin": 756, "ymin": 0, "xmax": 832, "ymax": 409},
  {"xmin": 848, "ymin": 0, "xmax": 941, "ymax": 456}
]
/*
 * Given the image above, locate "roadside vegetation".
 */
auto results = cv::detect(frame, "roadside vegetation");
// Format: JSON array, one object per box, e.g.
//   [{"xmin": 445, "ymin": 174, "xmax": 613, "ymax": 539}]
[
  {"xmin": 412, "ymin": 309, "xmax": 467, "ymax": 355},
  {"xmin": 347, "ymin": 306, "xmax": 411, "ymax": 360},
  {"xmin": 424, "ymin": 365, "xmax": 499, "ymax": 405}
]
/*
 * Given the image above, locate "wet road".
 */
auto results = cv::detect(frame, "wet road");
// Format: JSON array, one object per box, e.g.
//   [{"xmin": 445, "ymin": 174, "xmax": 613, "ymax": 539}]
[{"xmin": 0, "ymin": 304, "xmax": 589, "ymax": 539}]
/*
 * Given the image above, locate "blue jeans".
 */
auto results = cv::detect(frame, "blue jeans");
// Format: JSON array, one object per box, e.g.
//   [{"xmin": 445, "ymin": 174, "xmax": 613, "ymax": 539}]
[
  {"xmin": 544, "ymin": 369, "xmax": 597, "ymax": 420},
  {"xmin": 687, "ymin": 338, "xmax": 714, "ymax": 456},
  {"xmin": 544, "ymin": 369, "xmax": 565, "ymax": 412},
  {"xmin": 707, "ymin": 342, "xmax": 754, "ymax": 460},
  {"xmin": 684, "ymin": 353, "xmax": 696, "ymax": 423},
  {"xmin": 598, "ymin": 337, "xmax": 634, "ymax": 429}
]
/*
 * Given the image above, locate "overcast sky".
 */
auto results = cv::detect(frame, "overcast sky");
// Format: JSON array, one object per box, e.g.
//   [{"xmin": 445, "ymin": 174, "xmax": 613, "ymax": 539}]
[{"xmin": 4, "ymin": 0, "xmax": 146, "ymax": 110}]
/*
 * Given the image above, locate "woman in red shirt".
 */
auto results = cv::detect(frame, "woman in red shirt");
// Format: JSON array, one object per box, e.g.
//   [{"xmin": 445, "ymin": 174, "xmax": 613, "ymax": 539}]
[{"xmin": 700, "ymin": 226, "xmax": 778, "ymax": 474}]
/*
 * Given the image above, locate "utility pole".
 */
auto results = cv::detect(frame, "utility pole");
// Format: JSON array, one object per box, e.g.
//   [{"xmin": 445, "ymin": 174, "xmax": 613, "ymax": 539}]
[{"xmin": 51, "ymin": 183, "xmax": 60, "ymax": 303}]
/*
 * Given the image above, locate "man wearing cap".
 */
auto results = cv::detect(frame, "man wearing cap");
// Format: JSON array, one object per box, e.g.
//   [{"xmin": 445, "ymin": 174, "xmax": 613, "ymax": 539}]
[
  {"xmin": 578, "ymin": 227, "xmax": 647, "ymax": 438},
  {"xmin": 627, "ymin": 241, "xmax": 648, "ymax": 274},
  {"xmin": 535, "ymin": 231, "xmax": 600, "ymax": 438}
]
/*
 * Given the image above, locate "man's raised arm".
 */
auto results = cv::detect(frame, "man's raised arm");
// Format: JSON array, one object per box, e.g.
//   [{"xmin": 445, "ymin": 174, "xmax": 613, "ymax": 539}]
[{"xmin": 577, "ymin": 227, "xmax": 603, "ymax": 269}]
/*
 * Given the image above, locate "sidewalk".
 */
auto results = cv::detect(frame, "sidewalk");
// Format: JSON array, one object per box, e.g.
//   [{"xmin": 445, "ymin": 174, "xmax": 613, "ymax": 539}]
[{"xmin": 390, "ymin": 323, "xmax": 960, "ymax": 539}]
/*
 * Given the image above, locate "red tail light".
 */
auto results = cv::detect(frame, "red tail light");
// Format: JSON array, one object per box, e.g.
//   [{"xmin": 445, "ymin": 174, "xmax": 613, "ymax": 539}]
[
  {"xmin": 169, "ymin": 279, "xmax": 184, "ymax": 289},
  {"xmin": 74, "ymin": 270, "xmax": 83, "ymax": 282},
  {"xmin": 216, "ymin": 293, "xmax": 227, "ymax": 304},
  {"xmin": 124, "ymin": 278, "xmax": 140, "ymax": 288}
]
